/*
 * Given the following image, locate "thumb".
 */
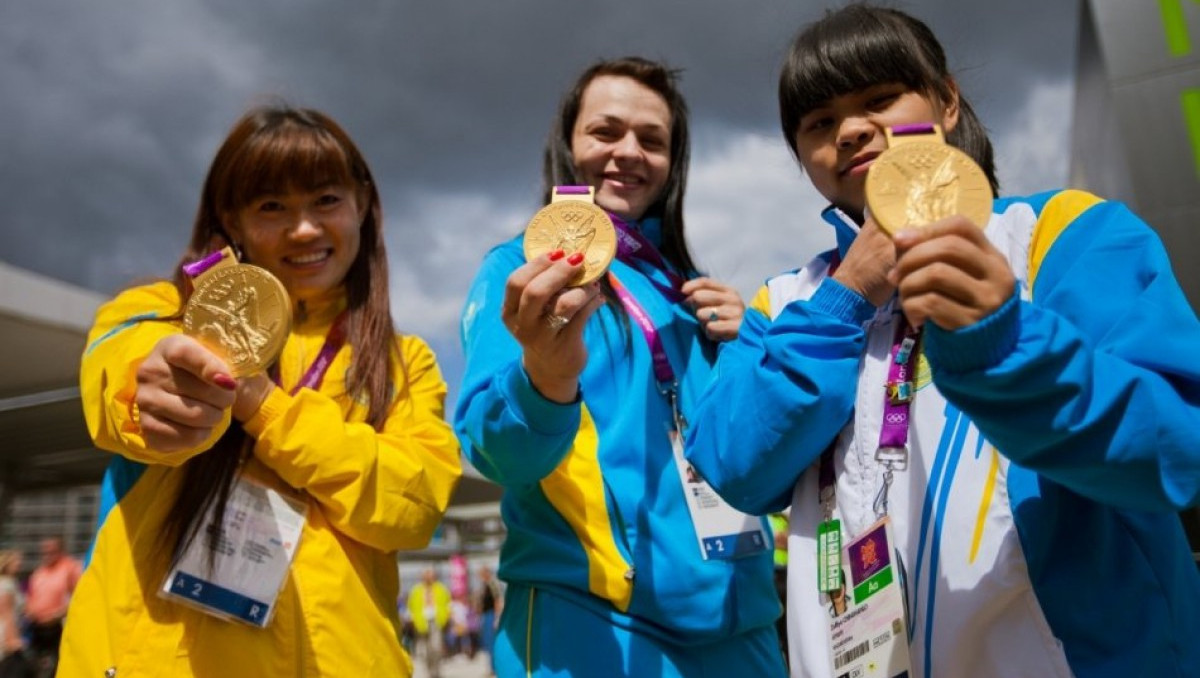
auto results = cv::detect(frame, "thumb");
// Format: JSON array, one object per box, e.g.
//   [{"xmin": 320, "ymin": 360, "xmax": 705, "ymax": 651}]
[{"xmin": 164, "ymin": 334, "xmax": 238, "ymax": 390}]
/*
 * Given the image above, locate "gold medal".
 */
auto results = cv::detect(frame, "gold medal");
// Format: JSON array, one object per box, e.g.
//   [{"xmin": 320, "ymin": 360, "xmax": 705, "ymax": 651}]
[
  {"xmin": 523, "ymin": 186, "xmax": 617, "ymax": 286},
  {"xmin": 865, "ymin": 124, "xmax": 992, "ymax": 236},
  {"xmin": 182, "ymin": 247, "xmax": 291, "ymax": 377}
]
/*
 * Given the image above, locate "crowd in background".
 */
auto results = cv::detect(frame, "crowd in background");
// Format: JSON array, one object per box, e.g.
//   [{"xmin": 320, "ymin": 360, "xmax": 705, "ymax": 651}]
[{"xmin": 0, "ymin": 538, "xmax": 82, "ymax": 678}]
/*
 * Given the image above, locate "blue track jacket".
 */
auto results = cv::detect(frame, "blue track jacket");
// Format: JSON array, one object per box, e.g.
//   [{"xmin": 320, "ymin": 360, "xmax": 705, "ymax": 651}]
[{"xmin": 455, "ymin": 228, "xmax": 780, "ymax": 647}]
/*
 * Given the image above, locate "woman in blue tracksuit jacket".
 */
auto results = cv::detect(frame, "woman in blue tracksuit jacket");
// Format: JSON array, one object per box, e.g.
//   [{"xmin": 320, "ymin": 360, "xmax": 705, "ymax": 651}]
[
  {"xmin": 686, "ymin": 6, "xmax": 1200, "ymax": 678},
  {"xmin": 455, "ymin": 57, "xmax": 784, "ymax": 677}
]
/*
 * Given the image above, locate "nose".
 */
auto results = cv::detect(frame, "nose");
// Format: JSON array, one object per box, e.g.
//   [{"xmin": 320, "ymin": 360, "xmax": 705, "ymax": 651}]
[
  {"xmin": 836, "ymin": 116, "xmax": 874, "ymax": 150},
  {"xmin": 289, "ymin": 211, "xmax": 322, "ymax": 239},
  {"xmin": 612, "ymin": 131, "xmax": 643, "ymax": 160}
]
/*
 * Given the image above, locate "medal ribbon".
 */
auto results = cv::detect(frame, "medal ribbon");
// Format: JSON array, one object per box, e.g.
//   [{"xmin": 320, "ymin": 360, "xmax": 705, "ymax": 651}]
[
  {"xmin": 609, "ymin": 214, "xmax": 687, "ymax": 303},
  {"xmin": 268, "ymin": 311, "xmax": 349, "ymax": 395},
  {"xmin": 182, "ymin": 250, "xmax": 227, "ymax": 277}
]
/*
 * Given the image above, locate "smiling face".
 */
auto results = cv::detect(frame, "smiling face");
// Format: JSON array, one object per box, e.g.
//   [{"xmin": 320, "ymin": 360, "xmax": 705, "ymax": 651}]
[
  {"xmin": 570, "ymin": 75, "xmax": 672, "ymax": 221},
  {"xmin": 791, "ymin": 83, "xmax": 959, "ymax": 220},
  {"xmin": 226, "ymin": 184, "xmax": 364, "ymax": 302}
]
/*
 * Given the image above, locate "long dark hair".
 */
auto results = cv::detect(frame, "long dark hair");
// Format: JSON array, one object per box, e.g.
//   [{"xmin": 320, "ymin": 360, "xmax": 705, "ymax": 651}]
[
  {"xmin": 542, "ymin": 56, "xmax": 697, "ymax": 276},
  {"xmin": 778, "ymin": 3, "xmax": 999, "ymax": 195},
  {"xmin": 162, "ymin": 105, "xmax": 402, "ymax": 564}
]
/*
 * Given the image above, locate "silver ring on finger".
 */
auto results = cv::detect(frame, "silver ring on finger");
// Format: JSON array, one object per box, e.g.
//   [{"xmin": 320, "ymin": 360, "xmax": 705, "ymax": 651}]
[{"xmin": 545, "ymin": 313, "xmax": 570, "ymax": 332}]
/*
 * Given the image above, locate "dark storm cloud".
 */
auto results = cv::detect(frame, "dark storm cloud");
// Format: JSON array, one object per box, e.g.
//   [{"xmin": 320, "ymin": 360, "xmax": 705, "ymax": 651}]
[{"xmin": 0, "ymin": 0, "xmax": 1077, "ymax": 298}]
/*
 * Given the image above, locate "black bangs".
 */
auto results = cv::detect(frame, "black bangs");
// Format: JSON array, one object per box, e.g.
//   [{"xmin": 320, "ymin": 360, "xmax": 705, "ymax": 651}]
[
  {"xmin": 779, "ymin": 5, "xmax": 946, "ymax": 147},
  {"xmin": 221, "ymin": 119, "xmax": 358, "ymax": 210}
]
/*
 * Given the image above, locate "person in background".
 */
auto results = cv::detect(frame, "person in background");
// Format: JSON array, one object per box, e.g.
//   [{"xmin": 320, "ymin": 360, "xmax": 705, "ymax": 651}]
[
  {"xmin": 455, "ymin": 56, "xmax": 784, "ymax": 677},
  {"xmin": 24, "ymin": 538, "xmax": 79, "ymax": 677},
  {"xmin": 60, "ymin": 104, "xmax": 462, "ymax": 677},
  {"xmin": 474, "ymin": 565, "xmax": 502, "ymax": 675},
  {"xmin": 407, "ymin": 568, "xmax": 451, "ymax": 678},
  {"xmin": 0, "ymin": 551, "xmax": 32, "ymax": 678},
  {"xmin": 685, "ymin": 4, "xmax": 1200, "ymax": 677}
]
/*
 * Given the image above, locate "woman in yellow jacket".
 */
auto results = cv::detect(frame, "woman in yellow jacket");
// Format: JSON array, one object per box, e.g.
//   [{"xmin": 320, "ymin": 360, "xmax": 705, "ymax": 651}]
[{"xmin": 60, "ymin": 105, "xmax": 462, "ymax": 677}]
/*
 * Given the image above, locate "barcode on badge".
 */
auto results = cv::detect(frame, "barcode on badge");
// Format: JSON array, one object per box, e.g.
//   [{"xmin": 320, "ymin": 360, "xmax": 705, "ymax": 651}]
[{"xmin": 835, "ymin": 640, "xmax": 870, "ymax": 669}]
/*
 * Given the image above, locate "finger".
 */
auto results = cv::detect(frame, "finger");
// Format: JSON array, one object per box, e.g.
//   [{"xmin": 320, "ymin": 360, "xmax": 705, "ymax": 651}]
[
  {"xmin": 159, "ymin": 335, "xmax": 237, "ymax": 390},
  {"xmin": 892, "ymin": 214, "xmax": 982, "ymax": 251},
  {"xmin": 503, "ymin": 252, "xmax": 562, "ymax": 319},
  {"xmin": 515, "ymin": 256, "xmax": 587, "ymax": 333},
  {"xmin": 703, "ymin": 318, "xmax": 741, "ymax": 342},
  {"xmin": 680, "ymin": 277, "xmax": 721, "ymax": 297},
  {"xmin": 558, "ymin": 294, "xmax": 606, "ymax": 343},
  {"xmin": 892, "ymin": 231, "xmax": 993, "ymax": 284},
  {"xmin": 138, "ymin": 411, "xmax": 212, "ymax": 453},
  {"xmin": 138, "ymin": 381, "xmax": 231, "ymax": 430}
]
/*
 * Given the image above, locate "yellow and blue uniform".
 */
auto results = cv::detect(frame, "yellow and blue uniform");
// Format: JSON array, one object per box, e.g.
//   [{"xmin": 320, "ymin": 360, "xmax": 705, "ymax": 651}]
[
  {"xmin": 455, "ymin": 221, "xmax": 784, "ymax": 677},
  {"xmin": 687, "ymin": 190, "xmax": 1200, "ymax": 677},
  {"xmin": 62, "ymin": 282, "xmax": 462, "ymax": 677}
]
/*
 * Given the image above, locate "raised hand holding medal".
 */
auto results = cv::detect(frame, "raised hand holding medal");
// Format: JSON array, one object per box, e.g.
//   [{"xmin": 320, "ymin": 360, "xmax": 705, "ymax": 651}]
[{"xmin": 875, "ymin": 124, "xmax": 1016, "ymax": 331}]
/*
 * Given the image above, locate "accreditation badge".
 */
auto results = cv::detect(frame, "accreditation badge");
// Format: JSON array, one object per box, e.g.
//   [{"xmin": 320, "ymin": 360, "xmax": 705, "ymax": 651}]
[
  {"xmin": 825, "ymin": 517, "xmax": 912, "ymax": 678},
  {"xmin": 161, "ymin": 474, "xmax": 307, "ymax": 628},
  {"xmin": 669, "ymin": 430, "xmax": 770, "ymax": 560}
]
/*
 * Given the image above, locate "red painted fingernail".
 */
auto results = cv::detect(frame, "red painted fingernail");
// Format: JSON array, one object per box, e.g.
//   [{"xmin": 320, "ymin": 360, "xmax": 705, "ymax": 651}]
[
  {"xmin": 548, "ymin": 249, "xmax": 565, "ymax": 261},
  {"xmin": 567, "ymin": 252, "xmax": 584, "ymax": 266},
  {"xmin": 213, "ymin": 373, "xmax": 238, "ymax": 391}
]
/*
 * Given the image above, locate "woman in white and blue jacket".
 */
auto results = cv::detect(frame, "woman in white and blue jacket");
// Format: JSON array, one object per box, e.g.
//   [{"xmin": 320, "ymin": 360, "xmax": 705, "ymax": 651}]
[
  {"xmin": 455, "ymin": 57, "xmax": 785, "ymax": 677},
  {"xmin": 686, "ymin": 6, "xmax": 1200, "ymax": 678}
]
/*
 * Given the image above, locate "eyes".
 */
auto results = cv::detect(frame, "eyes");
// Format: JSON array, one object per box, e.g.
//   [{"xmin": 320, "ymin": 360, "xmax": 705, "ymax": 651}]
[
  {"xmin": 585, "ymin": 124, "xmax": 669, "ymax": 154},
  {"xmin": 797, "ymin": 88, "xmax": 907, "ymax": 135},
  {"xmin": 251, "ymin": 190, "xmax": 347, "ymax": 216}
]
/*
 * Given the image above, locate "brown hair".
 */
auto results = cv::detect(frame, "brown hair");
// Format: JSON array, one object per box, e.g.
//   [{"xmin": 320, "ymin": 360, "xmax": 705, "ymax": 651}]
[{"xmin": 163, "ymin": 104, "xmax": 403, "ymax": 563}]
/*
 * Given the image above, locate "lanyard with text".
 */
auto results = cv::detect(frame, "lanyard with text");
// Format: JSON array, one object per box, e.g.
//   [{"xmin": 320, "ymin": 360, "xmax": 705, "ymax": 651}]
[
  {"xmin": 609, "ymin": 271, "xmax": 769, "ymax": 560},
  {"xmin": 817, "ymin": 311, "xmax": 921, "ymax": 590},
  {"xmin": 610, "ymin": 215, "xmax": 687, "ymax": 304},
  {"xmin": 268, "ymin": 311, "xmax": 349, "ymax": 395}
]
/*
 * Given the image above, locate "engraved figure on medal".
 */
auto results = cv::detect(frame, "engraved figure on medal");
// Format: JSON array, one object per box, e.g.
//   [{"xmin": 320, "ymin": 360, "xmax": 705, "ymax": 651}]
[{"xmin": 184, "ymin": 263, "xmax": 290, "ymax": 376}]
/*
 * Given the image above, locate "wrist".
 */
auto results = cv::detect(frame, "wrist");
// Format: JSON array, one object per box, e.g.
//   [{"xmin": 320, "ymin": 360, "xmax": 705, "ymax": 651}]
[{"xmin": 232, "ymin": 375, "xmax": 275, "ymax": 422}]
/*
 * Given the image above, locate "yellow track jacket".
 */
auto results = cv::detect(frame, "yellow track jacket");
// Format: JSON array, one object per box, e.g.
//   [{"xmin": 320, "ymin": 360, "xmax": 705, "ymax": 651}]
[{"xmin": 61, "ymin": 282, "xmax": 462, "ymax": 677}]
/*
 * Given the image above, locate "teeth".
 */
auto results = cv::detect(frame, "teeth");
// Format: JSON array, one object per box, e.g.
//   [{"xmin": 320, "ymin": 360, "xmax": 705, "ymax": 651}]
[{"xmin": 289, "ymin": 251, "xmax": 328, "ymax": 265}]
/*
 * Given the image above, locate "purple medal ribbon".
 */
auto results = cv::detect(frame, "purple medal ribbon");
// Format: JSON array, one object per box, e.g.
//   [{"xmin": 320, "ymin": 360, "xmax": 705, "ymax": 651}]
[
  {"xmin": 609, "ymin": 214, "xmax": 687, "ymax": 303},
  {"xmin": 269, "ymin": 311, "xmax": 349, "ymax": 395},
  {"xmin": 891, "ymin": 122, "xmax": 936, "ymax": 136},
  {"xmin": 182, "ymin": 250, "xmax": 227, "ymax": 277}
]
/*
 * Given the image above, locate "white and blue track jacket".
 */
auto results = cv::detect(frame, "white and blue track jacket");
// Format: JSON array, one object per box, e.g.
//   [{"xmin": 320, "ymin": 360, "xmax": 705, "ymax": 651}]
[{"xmin": 686, "ymin": 190, "xmax": 1200, "ymax": 677}]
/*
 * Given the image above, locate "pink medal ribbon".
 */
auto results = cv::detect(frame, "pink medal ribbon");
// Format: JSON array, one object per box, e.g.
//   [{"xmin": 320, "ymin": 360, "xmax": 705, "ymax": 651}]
[{"xmin": 268, "ymin": 311, "xmax": 348, "ymax": 395}]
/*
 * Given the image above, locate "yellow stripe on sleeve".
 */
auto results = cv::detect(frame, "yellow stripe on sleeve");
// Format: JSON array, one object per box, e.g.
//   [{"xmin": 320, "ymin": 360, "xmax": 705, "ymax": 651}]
[{"xmin": 1027, "ymin": 190, "xmax": 1103, "ymax": 295}]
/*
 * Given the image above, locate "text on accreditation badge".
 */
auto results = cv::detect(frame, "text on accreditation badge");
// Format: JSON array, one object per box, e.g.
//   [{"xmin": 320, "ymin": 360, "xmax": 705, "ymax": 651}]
[
  {"xmin": 825, "ymin": 517, "xmax": 912, "ymax": 678},
  {"xmin": 669, "ymin": 431, "xmax": 770, "ymax": 560},
  {"xmin": 161, "ymin": 474, "xmax": 307, "ymax": 628}
]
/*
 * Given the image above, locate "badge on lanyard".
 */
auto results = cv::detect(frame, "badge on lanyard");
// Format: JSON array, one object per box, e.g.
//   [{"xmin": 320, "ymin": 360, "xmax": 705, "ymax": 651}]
[
  {"xmin": 161, "ymin": 474, "xmax": 307, "ymax": 628},
  {"xmin": 825, "ymin": 517, "xmax": 912, "ymax": 678},
  {"xmin": 669, "ymin": 429, "xmax": 770, "ymax": 560}
]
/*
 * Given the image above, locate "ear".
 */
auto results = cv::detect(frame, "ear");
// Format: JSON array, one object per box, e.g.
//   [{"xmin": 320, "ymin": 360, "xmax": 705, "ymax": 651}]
[{"xmin": 941, "ymin": 79, "xmax": 961, "ymax": 135}]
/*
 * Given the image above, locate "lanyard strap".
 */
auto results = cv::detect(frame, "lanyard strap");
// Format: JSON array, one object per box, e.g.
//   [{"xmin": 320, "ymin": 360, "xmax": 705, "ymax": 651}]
[
  {"xmin": 608, "ymin": 271, "xmax": 686, "ymax": 432},
  {"xmin": 268, "ymin": 311, "xmax": 349, "ymax": 395},
  {"xmin": 816, "ymin": 250, "xmax": 921, "ymax": 519},
  {"xmin": 610, "ymin": 215, "xmax": 687, "ymax": 303}
]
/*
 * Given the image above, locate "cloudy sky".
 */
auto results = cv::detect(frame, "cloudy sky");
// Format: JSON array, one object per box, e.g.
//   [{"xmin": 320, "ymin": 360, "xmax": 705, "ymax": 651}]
[{"xmin": 1, "ymin": 0, "xmax": 1080, "ymax": 405}]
